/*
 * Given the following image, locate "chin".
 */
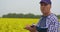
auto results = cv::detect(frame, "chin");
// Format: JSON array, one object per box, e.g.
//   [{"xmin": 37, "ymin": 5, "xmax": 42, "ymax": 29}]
[{"xmin": 43, "ymin": 13, "xmax": 47, "ymax": 14}]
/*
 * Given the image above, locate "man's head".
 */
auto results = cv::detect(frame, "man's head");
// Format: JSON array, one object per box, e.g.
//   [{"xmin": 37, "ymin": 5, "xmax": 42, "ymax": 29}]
[{"xmin": 40, "ymin": 0, "xmax": 51, "ymax": 15}]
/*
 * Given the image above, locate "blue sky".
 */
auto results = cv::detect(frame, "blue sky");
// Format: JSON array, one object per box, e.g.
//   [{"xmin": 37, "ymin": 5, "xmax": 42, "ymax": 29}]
[{"xmin": 0, "ymin": 0, "xmax": 60, "ymax": 17}]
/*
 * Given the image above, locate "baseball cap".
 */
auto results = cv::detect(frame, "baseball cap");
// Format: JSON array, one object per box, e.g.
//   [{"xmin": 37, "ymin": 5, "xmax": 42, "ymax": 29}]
[{"xmin": 40, "ymin": 0, "xmax": 51, "ymax": 4}]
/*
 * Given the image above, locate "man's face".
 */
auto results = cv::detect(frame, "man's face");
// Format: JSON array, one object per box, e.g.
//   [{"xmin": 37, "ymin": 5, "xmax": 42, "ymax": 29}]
[{"xmin": 40, "ymin": 2, "xmax": 51, "ymax": 14}]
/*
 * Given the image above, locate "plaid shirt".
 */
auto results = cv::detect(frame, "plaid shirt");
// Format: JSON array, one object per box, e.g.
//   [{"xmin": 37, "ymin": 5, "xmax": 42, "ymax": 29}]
[{"xmin": 37, "ymin": 13, "xmax": 59, "ymax": 32}]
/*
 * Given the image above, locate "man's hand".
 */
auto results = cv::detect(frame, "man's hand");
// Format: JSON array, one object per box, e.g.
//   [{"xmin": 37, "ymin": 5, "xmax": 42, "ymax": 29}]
[{"xmin": 24, "ymin": 25, "xmax": 38, "ymax": 32}]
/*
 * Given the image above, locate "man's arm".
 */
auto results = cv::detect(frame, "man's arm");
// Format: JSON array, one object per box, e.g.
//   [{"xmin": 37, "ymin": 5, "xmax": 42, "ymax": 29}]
[{"xmin": 36, "ymin": 26, "xmax": 48, "ymax": 32}]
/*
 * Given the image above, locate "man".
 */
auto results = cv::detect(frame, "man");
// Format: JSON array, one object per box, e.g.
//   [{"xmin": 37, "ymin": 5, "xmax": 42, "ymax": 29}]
[{"xmin": 25, "ymin": 0, "xmax": 59, "ymax": 32}]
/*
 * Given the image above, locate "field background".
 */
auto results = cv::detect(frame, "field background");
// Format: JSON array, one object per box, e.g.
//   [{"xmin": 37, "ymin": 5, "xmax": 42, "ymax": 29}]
[
  {"xmin": 0, "ymin": 18, "xmax": 60, "ymax": 32},
  {"xmin": 0, "ymin": 18, "xmax": 40, "ymax": 32}
]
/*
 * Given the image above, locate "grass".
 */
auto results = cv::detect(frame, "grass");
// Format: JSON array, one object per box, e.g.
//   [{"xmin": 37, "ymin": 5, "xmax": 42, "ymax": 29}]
[
  {"xmin": 0, "ymin": 18, "xmax": 60, "ymax": 32},
  {"xmin": 0, "ymin": 18, "xmax": 39, "ymax": 32}
]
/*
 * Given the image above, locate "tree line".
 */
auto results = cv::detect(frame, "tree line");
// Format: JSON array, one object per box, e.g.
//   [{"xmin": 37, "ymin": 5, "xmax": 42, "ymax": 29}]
[
  {"xmin": 2, "ymin": 13, "xmax": 41, "ymax": 18},
  {"xmin": 2, "ymin": 13, "xmax": 60, "ymax": 19}
]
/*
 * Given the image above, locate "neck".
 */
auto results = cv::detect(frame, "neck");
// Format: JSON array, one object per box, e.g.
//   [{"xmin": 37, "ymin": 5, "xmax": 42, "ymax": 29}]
[{"xmin": 43, "ymin": 12, "xmax": 51, "ymax": 16}]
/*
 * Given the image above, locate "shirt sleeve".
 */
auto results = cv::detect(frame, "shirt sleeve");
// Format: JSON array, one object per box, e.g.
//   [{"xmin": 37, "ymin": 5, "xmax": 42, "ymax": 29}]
[{"xmin": 46, "ymin": 16, "xmax": 59, "ymax": 32}]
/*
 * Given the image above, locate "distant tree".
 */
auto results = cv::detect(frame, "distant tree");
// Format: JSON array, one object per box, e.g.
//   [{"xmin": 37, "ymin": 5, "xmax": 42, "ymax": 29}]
[
  {"xmin": 2, "ymin": 15, "xmax": 7, "ymax": 18},
  {"xmin": 17, "ymin": 13, "xmax": 24, "ymax": 18},
  {"xmin": 7, "ymin": 13, "xmax": 17, "ymax": 18},
  {"xmin": 57, "ymin": 15, "xmax": 60, "ymax": 19},
  {"xmin": 24, "ymin": 13, "xmax": 35, "ymax": 18},
  {"xmin": 2, "ymin": 13, "xmax": 16, "ymax": 18}
]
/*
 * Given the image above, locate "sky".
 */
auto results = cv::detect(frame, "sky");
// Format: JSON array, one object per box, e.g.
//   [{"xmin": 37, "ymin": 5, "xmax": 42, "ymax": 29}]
[{"xmin": 0, "ymin": 0, "xmax": 60, "ymax": 17}]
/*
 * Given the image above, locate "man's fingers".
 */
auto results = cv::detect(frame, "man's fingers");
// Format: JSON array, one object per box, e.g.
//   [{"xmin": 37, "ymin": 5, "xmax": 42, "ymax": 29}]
[{"xmin": 24, "ymin": 25, "xmax": 31, "ymax": 30}]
